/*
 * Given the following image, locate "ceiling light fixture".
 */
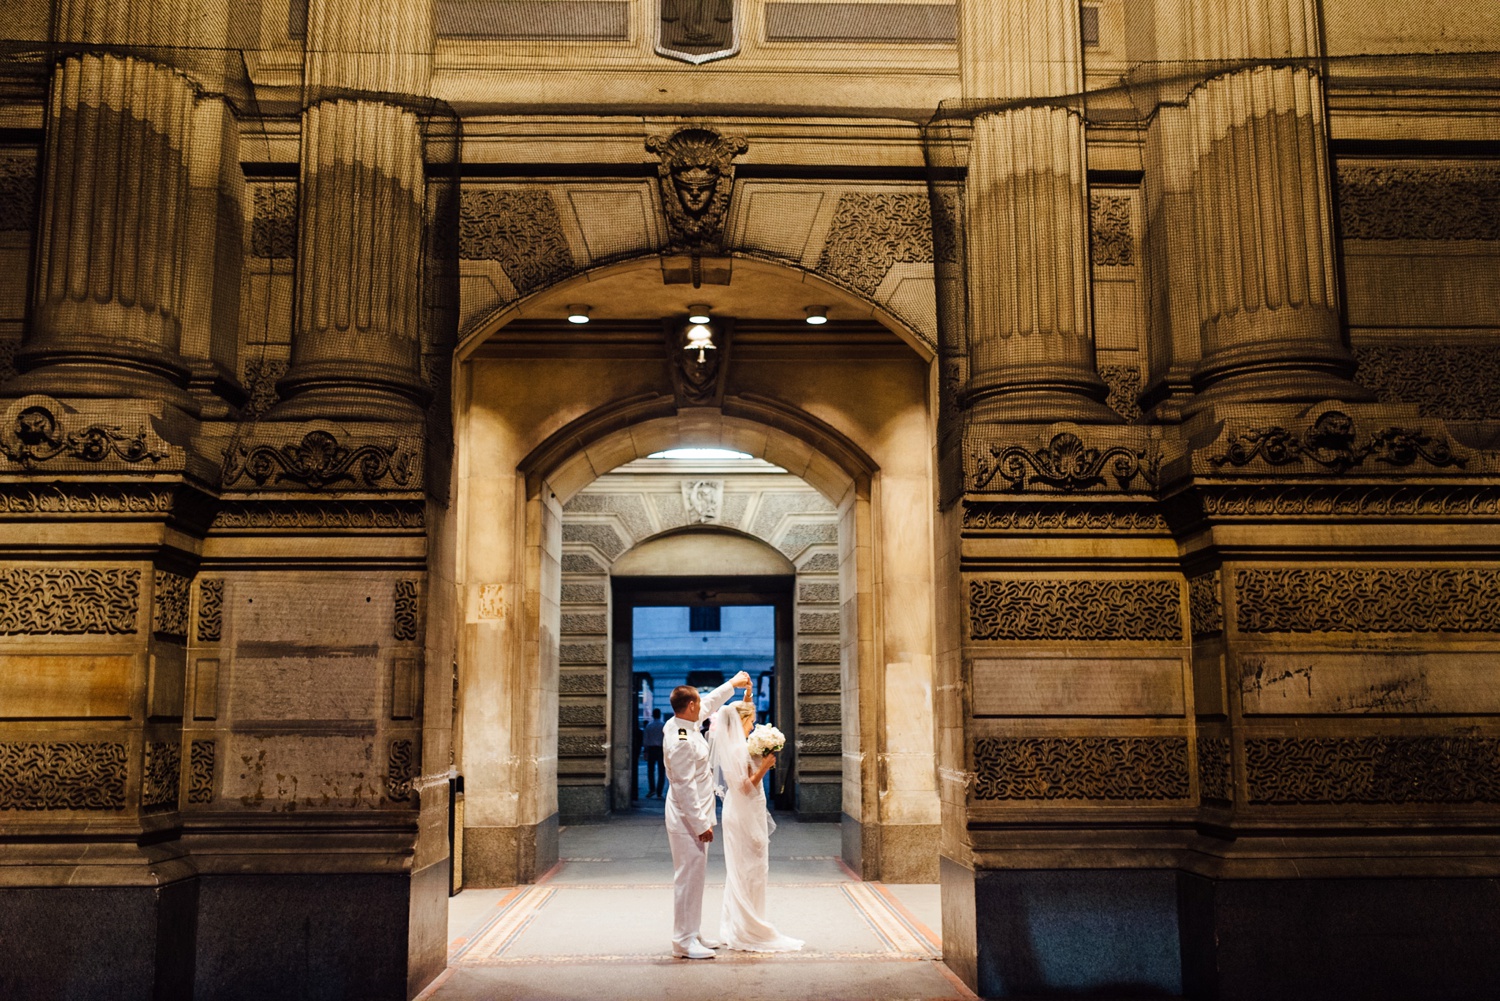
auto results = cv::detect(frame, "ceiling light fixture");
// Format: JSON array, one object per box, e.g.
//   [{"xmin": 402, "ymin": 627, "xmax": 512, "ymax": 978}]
[
  {"xmin": 687, "ymin": 304, "xmax": 712, "ymax": 325},
  {"xmin": 566, "ymin": 304, "xmax": 591, "ymax": 324},
  {"xmin": 804, "ymin": 305, "xmax": 829, "ymax": 325}
]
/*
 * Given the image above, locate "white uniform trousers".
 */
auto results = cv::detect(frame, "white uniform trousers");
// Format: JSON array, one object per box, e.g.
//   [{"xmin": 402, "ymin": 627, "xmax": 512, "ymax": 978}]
[{"xmin": 668, "ymin": 826, "xmax": 710, "ymax": 953}]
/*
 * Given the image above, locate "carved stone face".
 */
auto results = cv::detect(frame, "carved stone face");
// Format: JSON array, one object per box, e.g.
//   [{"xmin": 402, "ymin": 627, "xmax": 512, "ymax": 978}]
[{"xmin": 672, "ymin": 166, "xmax": 718, "ymax": 216}]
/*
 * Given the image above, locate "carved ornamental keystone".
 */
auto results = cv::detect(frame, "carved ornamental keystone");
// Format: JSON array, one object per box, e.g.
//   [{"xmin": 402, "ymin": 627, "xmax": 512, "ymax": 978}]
[{"xmin": 646, "ymin": 127, "xmax": 747, "ymax": 254}]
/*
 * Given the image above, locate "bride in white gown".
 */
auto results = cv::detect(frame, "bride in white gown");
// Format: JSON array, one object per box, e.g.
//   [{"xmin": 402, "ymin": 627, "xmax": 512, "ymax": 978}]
[{"xmin": 707, "ymin": 694, "xmax": 805, "ymax": 953}]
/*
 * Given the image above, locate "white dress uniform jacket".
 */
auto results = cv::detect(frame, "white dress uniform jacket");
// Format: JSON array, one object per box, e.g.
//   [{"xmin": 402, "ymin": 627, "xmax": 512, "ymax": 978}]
[{"xmin": 662, "ymin": 680, "xmax": 736, "ymax": 954}]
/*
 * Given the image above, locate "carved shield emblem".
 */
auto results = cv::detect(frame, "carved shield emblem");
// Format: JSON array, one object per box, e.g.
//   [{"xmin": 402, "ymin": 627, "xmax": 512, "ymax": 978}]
[{"xmin": 656, "ymin": 0, "xmax": 740, "ymax": 64}]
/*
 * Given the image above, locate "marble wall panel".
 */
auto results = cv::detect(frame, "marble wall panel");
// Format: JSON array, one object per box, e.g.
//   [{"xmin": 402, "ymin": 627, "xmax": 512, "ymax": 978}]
[{"xmin": 971, "ymin": 657, "xmax": 1186, "ymax": 717}]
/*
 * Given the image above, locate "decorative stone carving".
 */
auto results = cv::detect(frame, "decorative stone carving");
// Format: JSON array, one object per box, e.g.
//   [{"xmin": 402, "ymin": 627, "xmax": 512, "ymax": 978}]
[
  {"xmin": 798, "ymin": 702, "xmax": 841, "ymax": 724},
  {"xmin": 798, "ymin": 733, "xmax": 842, "ymax": 754},
  {"xmin": 1338, "ymin": 163, "xmax": 1500, "ymax": 241},
  {"xmin": 1245, "ymin": 736, "xmax": 1500, "ymax": 804},
  {"xmin": 152, "ymin": 570, "xmax": 191, "ymax": 638},
  {"xmin": 665, "ymin": 315, "xmax": 735, "ymax": 407},
  {"xmin": 221, "ymin": 430, "xmax": 414, "ymax": 490},
  {"xmin": 656, "ymin": 0, "xmax": 739, "ymax": 64},
  {"xmin": 681, "ymin": 480, "xmax": 723, "ymax": 523},
  {"xmin": 250, "ymin": 184, "xmax": 297, "ymax": 258},
  {"xmin": 459, "ymin": 188, "xmax": 575, "ymax": 296},
  {"xmin": 972, "ymin": 432, "xmax": 1158, "ymax": 493},
  {"xmin": 0, "ymin": 568, "xmax": 139, "ymax": 635},
  {"xmin": 1198, "ymin": 736, "xmax": 1231, "ymax": 803},
  {"xmin": 241, "ymin": 358, "xmax": 289, "ymax": 418},
  {"xmin": 1210, "ymin": 410, "xmax": 1464, "ymax": 473},
  {"xmin": 141, "ymin": 740, "xmax": 180, "ymax": 811},
  {"xmin": 559, "ymin": 704, "xmax": 606, "ymax": 725},
  {"xmin": 799, "ymin": 582, "xmax": 840, "ymax": 603},
  {"xmin": 1200, "ymin": 484, "xmax": 1500, "ymax": 520},
  {"xmin": 0, "ymin": 151, "xmax": 37, "ymax": 232},
  {"xmin": 559, "ymin": 673, "xmax": 607, "ymax": 695},
  {"xmin": 1235, "ymin": 568, "xmax": 1500, "ymax": 634},
  {"xmin": 962, "ymin": 502, "xmax": 1167, "ymax": 533},
  {"xmin": 0, "ymin": 742, "xmax": 128, "ymax": 810},
  {"xmin": 1189, "ymin": 572, "xmax": 1224, "ymax": 637},
  {"xmin": 0, "ymin": 485, "xmax": 176, "ymax": 516},
  {"xmin": 559, "ymin": 735, "xmax": 604, "ymax": 757},
  {"xmin": 817, "ymin": 192, "xmax": 935, "ymax": 295},
  {"xmin": 387, "ymin": 739, "xmax": 415, "ymax": 802},
  {"xmin": 1089, "ymin": 193, "xmax": 1135, "ymax": 266},
  {"xmin": 1353, "ymin": 344, "xmax": 1500, "ymax": 421},
  {"xmin": 1098, "ymin": 365, "xmax": 1143, "ymax": 422},
  {"xmin": 188, "ymin": 740, "xmax": 215, "ymax": 805},
  {"xmin": 394, "ymin": 579, "xmax": 420, "ymax": 641},
  {"xmin": 798, "ymin": 641, "xmax": 841, "ymax": 664},
  {"xmin": 646, "ymin": 127, "xmax": 747, "ymax": 252},
  {"xmin": 799, "ymin": 672, "xmax": 840, "ymax": 694},
  {"xmin": 968, "ymin": 578, "xmax": 1182, "ymax": 641},
  {"xmin": 1, "ymin": 403, "xmax": 168, "ymax": 470},
  {"xmin": 210, "ymin": 500, "xmax": 425, "ymax": 530},
  {"xmin": 197, "ymin": 579, "xmax": 223, "ymax": 642},
  {"xmin": 972, "ymin": 736, "xmax": 1191, "ymax": 801}
]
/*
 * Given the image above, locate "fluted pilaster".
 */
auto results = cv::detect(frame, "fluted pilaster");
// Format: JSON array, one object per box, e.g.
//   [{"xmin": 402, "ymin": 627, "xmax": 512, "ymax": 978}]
[
  {"xmin": 8, "ymin": 54, "xmax": 200, "ymax": 399},
  {"xmin": 1184, "ymin": 66, "xmax": 1369, "ymax": 408}
]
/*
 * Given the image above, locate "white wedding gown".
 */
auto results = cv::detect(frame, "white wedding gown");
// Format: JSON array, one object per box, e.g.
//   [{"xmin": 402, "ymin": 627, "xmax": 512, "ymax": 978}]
[{"xmin": 709, "ymin": 706, "xmax": 804, "ymax": 953}]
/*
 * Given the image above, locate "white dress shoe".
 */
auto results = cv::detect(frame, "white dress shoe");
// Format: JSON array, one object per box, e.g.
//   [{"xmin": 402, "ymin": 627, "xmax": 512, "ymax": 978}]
[
  {"xmin": 672, "ymin": 941, "xmax": 716, "ymax": 960},
  {"xmin": 697, "ymin": 937, "xmax": 722, "ymax": 949}
]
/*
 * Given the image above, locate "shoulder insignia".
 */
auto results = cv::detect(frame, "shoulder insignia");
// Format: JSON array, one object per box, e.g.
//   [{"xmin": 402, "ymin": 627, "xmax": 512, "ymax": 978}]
[{"xmin": 677, "ymin": 728, "xmax": 688, "ymax": 740}]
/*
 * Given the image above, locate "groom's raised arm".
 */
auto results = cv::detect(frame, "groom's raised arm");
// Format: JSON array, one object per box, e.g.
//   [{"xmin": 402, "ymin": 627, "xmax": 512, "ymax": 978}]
[{"xmin": 699, "ymin": 672, "xmax": 747, "ymax": 718}]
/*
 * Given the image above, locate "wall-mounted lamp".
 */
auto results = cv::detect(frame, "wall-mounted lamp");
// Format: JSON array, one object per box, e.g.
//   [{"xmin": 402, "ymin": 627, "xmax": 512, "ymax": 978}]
[
  {"xmin": 804, "ymin": 305, "xmax": 829, "ymax": 325},
  {"xmin": 684, "ymin": 321, "xmax": 716, "ymax": 363},
  {"xmin": 687, "ymin": 304, "xmax": 713, "ymax": 325},
  {"xmin": 566, "ymin": 304, "xmax": 591, "ymax": 324}
]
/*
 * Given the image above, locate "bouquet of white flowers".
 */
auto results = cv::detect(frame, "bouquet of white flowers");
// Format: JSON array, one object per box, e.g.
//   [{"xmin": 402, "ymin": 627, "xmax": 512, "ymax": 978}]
[{"xmin": 746, "ymin": 723, "xmax": 785, "ymax": 758}]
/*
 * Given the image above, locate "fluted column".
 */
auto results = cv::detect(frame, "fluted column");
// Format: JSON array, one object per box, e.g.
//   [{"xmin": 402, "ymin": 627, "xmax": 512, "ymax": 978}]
[
  {"xmin": 274, "ymin": 0, "xmax": 433, "ymax": 420},
  {"xmin": 957, "ymin": 0, "xmax": 1116, "ymax": 423},
  {"xmin": 1179, "ymin": 0, "xmax": 1370, "ymax": 408},
  {"xmin": 9, "ymin": 53, "xmax": 197, "ymax": 401}
]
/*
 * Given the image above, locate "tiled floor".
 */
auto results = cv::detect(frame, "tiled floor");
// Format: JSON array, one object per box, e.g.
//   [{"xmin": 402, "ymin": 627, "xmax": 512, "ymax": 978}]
[{"xmin": 422, "ymin": 805, "xmax": 972, "ymax": 1001}]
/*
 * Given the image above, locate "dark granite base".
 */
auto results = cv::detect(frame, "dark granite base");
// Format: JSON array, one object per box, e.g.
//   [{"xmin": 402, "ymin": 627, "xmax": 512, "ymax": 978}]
[
  {"xmin": 796, "ymin": 780, "xmax": 841, "ymax": 821},
  {"xmin": 558, "ymin": 785, "xmax": 609, "ymax": 822},
  {"xmin": 464, "ymin": 813, "xmax": 561, "ymax": 886},
  {"xmin": 841, "ymin": 812, "xmax": 866, "ymax": 877},
  {"xmin": 1181, "ymin": 874, "xmax": 1500, "ymax": 1001},
  {"xmin": 0, "ymin": 879, "xmax": 197, "ymax": 1001},
  {"xmin": 407, "ymin": 858, "xmax": 451, "ymax": 999}
]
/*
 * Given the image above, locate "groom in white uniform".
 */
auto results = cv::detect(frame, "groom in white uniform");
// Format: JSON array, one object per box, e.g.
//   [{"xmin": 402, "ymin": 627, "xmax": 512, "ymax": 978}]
[{"xmin": 663, "ymin": 671, "xmax": 750, "ymax": 959}]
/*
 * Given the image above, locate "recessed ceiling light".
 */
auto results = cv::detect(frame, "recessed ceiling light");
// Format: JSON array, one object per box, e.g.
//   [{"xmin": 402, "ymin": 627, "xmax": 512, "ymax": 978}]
[
  {"xmin": 687, "ymin": 304, "xmax": 712, "ymax": 324},
  {"xmin": 566, "ymin": 304, "xmax": 591, "ymax": 324},
  {"xmin": 804, "ymin": 305, "xmax": 829, "ymax": 325}
]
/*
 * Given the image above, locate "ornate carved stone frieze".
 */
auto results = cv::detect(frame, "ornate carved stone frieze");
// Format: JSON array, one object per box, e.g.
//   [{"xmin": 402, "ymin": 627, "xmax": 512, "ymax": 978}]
[
  {"xmin": 1209, "ymin": 409, "xmax": 1464, "ymax": 473},
  {"xmin": 0, "ymin": 401, "xmax": 169, "ymax": 470},
  {"xmin": 459, "ymin": 188, "xmax": 575, "ymax": 297},
  {"xmin": 968, "ymin": 578, "xmax": 1183, "ymax": 641},
  {"xmin": 1338, "ymin": 163, "xmax": 1500, "ymax": 241},
  {"xmin": 394, "ymin": 579, "xmax": 420, "ymax": 641},
  {"xmin": 962, "ymin": 501, "xmax": 1168, "ymax": 534},
  {"xmin": 799, "ymin": 733, "xmax": 842, "ymax": 754},
  {"xmin": 221, "ymin": 430, "xmax": 415, "ymax": 490},
  {"xmin": 0, "ymin": 485, "xmax": 176, "ymax": 516},
  {"xmin": 972, "ymin": 736, "xmax": 1191, "ymax": 801},
  {"xmin": 210, "ymin": 499, "xmax": 425, "ymax": 530},
  {"xmin": 798, "ymin": 672, "xmax": 840, "ymax": 694},
  {"xmin": 241, "ymin": 358, "xmax": 289, "ymax": 419},
  {"xmin": 250, "ymin": 184, "xmax": 297, "ymax": 259},
  {"xmin": 1189, "ymin": 571, "xmax": 1224, "ymax": 637},
  {"xmin": 816, "ymin": 191, "xmax": 935, "ymax": 295},
  {"xmin": 0, "ymin": 741, "xmax": 128, "ymax": 810},
  {"xmin": 558, "ymin": 735, "xmax": 604, "ymax": 757},
  {"xmin": 1098, "ymin": 365, "xmax": 1143, "ymax": 422},
  {"xmin": 1235, "ymin": 568, "xmax": 1500, "ymax": 634},
  {"xmin": 558, "ymin": 673, "xmax": 607, "ymax": 695},
  {"xmin": 1245, "ymin": 736, "xmax": 1500, "ymax": 805},
  {"xmin": 681, "ymin": 479, "xmax": 723, "ymax": 523},
  {"xmin": 1198, "ymin": 735, "xmax": 1232, "ymax": 803},
  {"xmin": 1353, "ymin": 344, "xmax": 1500, "ymax": 421},
  {"xmin": 188, "ymin": 740, "xmax": 215, "ymax": 805},
  {"xmin": 152, "ymin": 570, "xmax": 191, "ymax": 638},
  {"xmin": 386, "ymin": 739, "xmax": 415, "ymax": 802},
  {"xmin": 0, "ymin": 568, "xmax": 139, "ymax": 635},
  {"xmin": 799, "ymin": 702, "xmax": 841, "ymax": 725},
  {"xmin": 0, "ymin": 150, "xmax": 37, "ymax": 232},
  {"xmin": 646, "ymin": 127, "xmax": 747, "ymax": 253},
  {"xmin": 1089, "ymin": 193, "xmax": 1135, "ymax": 267},
  {"xmin": 141, "ymin": 740, "xmax": 180, "ymax": 811},
  {"xmin": 1199, "ymin": 483, "xmax": 1500, "ymax": 520},
  {"xmin": 197, "ymin": 578, "xmax": 223, "ymax": 642},
  {"xmin": 559, "ymin": 704, "xmax": 606, "ymax": 725},
  {"xmin": 971, "ymin": 432, "xmax": 1159, "ymax": 493}
]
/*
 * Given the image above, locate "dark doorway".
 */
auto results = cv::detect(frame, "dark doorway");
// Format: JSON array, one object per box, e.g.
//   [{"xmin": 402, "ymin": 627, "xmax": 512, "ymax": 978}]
[{"xmin": 610, "ymin": 575, "xmax": 795, "ymax": 812}]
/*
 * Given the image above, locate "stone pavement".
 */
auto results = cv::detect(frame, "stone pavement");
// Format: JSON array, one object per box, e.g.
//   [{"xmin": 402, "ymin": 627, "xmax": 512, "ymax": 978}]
[{"xmin": 420, "ymin": 806, "xmax": 974, "ymax": 1001}]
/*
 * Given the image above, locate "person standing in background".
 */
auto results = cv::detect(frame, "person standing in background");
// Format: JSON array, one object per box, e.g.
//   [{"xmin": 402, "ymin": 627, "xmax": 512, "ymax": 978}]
[{"xmin": 643, "ymin": 708, "xmax": 666, "ymax": 797}]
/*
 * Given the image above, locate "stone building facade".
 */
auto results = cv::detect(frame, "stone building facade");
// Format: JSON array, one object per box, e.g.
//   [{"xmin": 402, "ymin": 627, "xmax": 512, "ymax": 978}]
[{"xmin": 0, "ymin": 0, "xmax": 1497, "ymax": 998}]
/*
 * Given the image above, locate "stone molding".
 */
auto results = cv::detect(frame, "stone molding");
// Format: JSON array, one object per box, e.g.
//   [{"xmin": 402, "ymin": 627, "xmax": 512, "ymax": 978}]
[
  {"xmin": 0, "ymin": 567, "xmax": 139, "ymax": 635},
  {"xmin": 221, "ymin": 429, "xmax": 417, "ymax": 491},
  {"xmin": 210, "ymin": 499, "xmax": 425, "ymax": 530},
  {"xmin": 1209, "ymin": 408, "xmax": 1464, "ymax": 474},
  {"xmin": 1197, "ymin": 483, "xmax": 1500, "ymax": 520},
  {"xmin": 972, "ymin": 736, "xmax": 1191, "ymax": 801},
  {"xmin": 0, "ymin": 485, "xmax": 177, "ymax": 516},
  {"xmin": 961, "ymin": 501, "xmax": 1167, "ymax": 533},
  {"xmin": 0, "ymin": 399, "xmax": 171, "ymax": 472},
  {"xmin": 1235, "ymin": 568, "xmax": 1500, "ymax": 634},
  {"xmin": 968, "ymin": 578, "xmax": 1182, "ymax": 642},
  {"xmin": 970, "ymin": 430, "xmax": 1158, "ymax": 494},
  {"xmin": 1245, "ymin": 736, "xmax": 1500, "ymax": 805},
  {"xmin": 1338, "ymin": 163, "xmax": 1500, "ymax": 241},
  {"xmin": 0, "ymin": 741, "xmax": 128, "ymax": 810}
]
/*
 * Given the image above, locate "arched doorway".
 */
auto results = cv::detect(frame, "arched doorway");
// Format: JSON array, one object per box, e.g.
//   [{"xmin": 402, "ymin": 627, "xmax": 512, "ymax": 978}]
[{"xmin": 446, "ymin": 253, "xmax": 941, "ymax": 890}]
